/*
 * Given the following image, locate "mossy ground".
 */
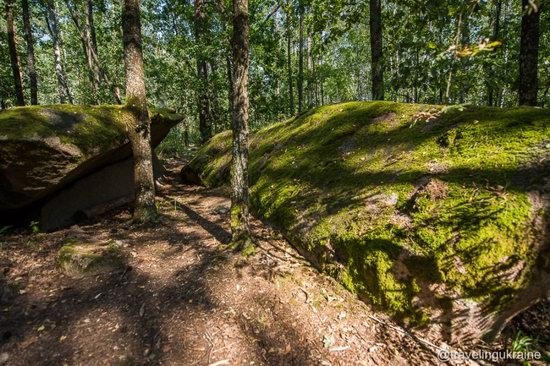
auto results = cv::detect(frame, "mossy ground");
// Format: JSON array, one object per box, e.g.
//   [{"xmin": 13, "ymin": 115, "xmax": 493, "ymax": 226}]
[{"xmin": 186, "ymin": 101, "xmax": 550, "ymax": 325}]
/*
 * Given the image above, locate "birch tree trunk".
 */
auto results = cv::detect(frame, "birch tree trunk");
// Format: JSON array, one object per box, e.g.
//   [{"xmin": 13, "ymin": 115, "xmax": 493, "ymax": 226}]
[
  {"xmin": 64, "ymin": 0, "xmax": 101, "ymax": 102},
  {"xmin": 121, "ymin": 0, "xmax": 157, "ymax": 224},
  {"xmin": 45, "ymin": 0, "xmax": 73, "ymax": 104}
]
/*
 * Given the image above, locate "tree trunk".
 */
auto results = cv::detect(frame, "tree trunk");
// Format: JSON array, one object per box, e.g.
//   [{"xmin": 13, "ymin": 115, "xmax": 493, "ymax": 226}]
[
  {"xmin": 230, "ymin": 0, "xmax": 251, "ymax": 244},
  {"xmin": 194, "ymin": 0, "xmax": 212, "ymax": 143},
  {"xmin": 369, "ymin": 0, "xmax": 384, "ymax": 100},
  {"xmin": 297, "ymin": 1, "xmax": 304, "ymax": 112},
  {"xmin": 518, "ymin": 0, "xmax": 541, "ymax": 106},
  {"xmin": 286, "ymin": 2, "xmax": 294, "ymax": 114},
  {"xmin": 87, "ymin": 0, "xmax": 98, "ymax": 57},
  {"xmin": 5, "ymin": 0, "xmax": 25, "ymax": 106},
  {"xmin": 307, "ymin": 33, "xmax": 313, "ymax": 107},
  {"xmin": 487, "ymin": 0, "xmax": 501, "ymax": 106},
  {"xmin": 45, "ymin": 0, "xmax": 73, "ymax": 104},
  {"xmin": 313, "ymin": 53, "xmax": 319, "ymax": 105},
  {"xmin": 22, "ymin": 0, "xmax": 37, "ymax": 105},
  {"xmin": 226, "ymin": 54, "xmax": 234, "ymax": 122},
  {"xmin": 121, "ymin": 0, "xmax": 157, "ymax": 223},
  {"xmin": 64, "ymin": 0, "xmax": 101, "ymax": 102},
  {"xmin": 459, "ymin": 13, "xmax": 470, "ymax": 104}
]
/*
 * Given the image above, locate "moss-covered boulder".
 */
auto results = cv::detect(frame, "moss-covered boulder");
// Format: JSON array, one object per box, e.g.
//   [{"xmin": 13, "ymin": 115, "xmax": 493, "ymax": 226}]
[
  {"xmin": 182, "ymin": 102, "xmax": 550, "ymax": 342},
  {"xmin": 0, "ymin": 105, "xmax": 182, "ymax": 210},
  {"xmin": 58, "ymin": 240, "xmax": 125, "ymax": 278}
]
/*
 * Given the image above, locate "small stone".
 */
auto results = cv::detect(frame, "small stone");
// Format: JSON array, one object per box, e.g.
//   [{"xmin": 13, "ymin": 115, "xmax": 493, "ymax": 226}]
[{"xmin": 58, "ymin": 242, "xmax": 124, "ymax": 278}]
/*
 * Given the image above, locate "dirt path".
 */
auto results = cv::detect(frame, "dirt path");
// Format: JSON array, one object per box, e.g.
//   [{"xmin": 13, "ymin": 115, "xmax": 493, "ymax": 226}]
[{"xmin": 0, "ymin": 164, "xmax": 451, "ymax": 365}]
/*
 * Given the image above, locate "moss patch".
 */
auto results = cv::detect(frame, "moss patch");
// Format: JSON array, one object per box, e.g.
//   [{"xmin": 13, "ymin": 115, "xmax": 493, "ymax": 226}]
[
  {"xmin": 58, "ymin": 240, "xmax": 124, "ymax": 278},
  {"xmin": 185, "ymin": 101, "xmax": 550, "ymax": 327},
  {"xmin": 0, "ymin": 104, "xmax": 183, "ymax": 158}
]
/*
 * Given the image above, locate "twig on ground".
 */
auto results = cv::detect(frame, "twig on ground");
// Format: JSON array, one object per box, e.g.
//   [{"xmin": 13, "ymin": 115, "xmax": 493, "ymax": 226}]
[{"xmin": 367, "ymin": 315, "xmax": 446, "ymax": 354}]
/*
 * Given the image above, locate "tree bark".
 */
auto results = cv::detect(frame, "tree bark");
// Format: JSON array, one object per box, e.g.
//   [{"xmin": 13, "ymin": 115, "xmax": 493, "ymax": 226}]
[
  {"xmin": 87, "ymin": 0, "xmax": 98, "ymax": 57},
  {"xmin": 64, "ymin": 0, "xmax": 101, "ymax": 102},
  {"xmin": 286, "ymin": 2, "xmax": 294, "ymax": 114},
  {"xmin": 518, "ymin": 0, "xmax": 541, "ymax": 106},
  {"xmin": 194, "ymin": 0, "xmax": 212, "ymax": 144},
  {"xmin": 487, "ymin": 0, "xmax": 501, "ymax": 106},
  {"xmin": 22, "ymin": 0, "xmax": 38, "ymax": 105},
  {"xmin": 45, "ymin": 0, "xmax": 73, "ymax": 104},
  {"xmin": 307, "ymin": 33, "xmax": 313, "ymax": 107},
  {"xmin": 121, "ymin": 0, "xmax": 157, "ymax": 223},
  {"xmin": 459, "ymin": 12, "xmax": 470, "ymax": 104},
  {"xmin": 297, "ymin": 1, "xmax": 304, "ymax": 112},
  {"xmin": 5, "ymin": 0, "xmax": 25, "ymax": 106},
  {"xmin": 369, "ymin": 0, "xmax": 384, "ymax": 100},
  {"xmin": 226, "ymin": 54, "xmax": 234, "ymax": 122},
  {"xmin": 230, "ymin": 0, "xmax": 251, "ymax": 244}
]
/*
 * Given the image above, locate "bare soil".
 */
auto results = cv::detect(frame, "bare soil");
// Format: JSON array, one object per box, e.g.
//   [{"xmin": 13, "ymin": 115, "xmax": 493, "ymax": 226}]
[{"xmin": 0, "ymin": 162, "xmax": 535, "ymax": 366}]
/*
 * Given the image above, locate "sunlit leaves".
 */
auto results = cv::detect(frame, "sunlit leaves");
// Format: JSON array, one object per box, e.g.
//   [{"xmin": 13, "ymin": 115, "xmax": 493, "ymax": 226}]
[{"xmin": 453, "ymin": 39, "xmax": 502, "ymax": 58}]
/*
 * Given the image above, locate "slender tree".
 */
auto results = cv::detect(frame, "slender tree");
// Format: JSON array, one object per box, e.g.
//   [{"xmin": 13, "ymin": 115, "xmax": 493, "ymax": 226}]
[
  {"xmin": 369, "ymin": 0, "xmax": 384, "ymax": 100},
  {"xmin": 64, "ymin": 0, "xmax": 100, "ymax": 100},
  {"xmin": 286, "ymin": 1, "xmax": 294, "ymax": 114},
  {"xmin": 87, "ymin": 0, "xmax": 98, "ymax": 57},
  {"xmin": 230, "ymin": 0, "xmax": 251, "ymax": 244},
  {"xmin": 5, "ymin": 0, "xmax": 25, "ymax": 106},
  {"xmin": 487, "ymin": 0, "xmax": 502, "ymax": 106},
  {"xmin": 22, "ymin": 0, "xmax": 38, "ymax": 104},
  {"xmin": 194, "ymin": 0, "xmax": 212, "ymax": 143},
  {"xmin": 45, "ymin": 0, "xmax": 73, "ymax": 104},
  {"xmin": 121, "ymin": 0, "xmax": 157, "ymax": 223},
  {"xmin": 297, "ymin": 0, "xmax": 304, "ymax": 112},
  {"xmin": 307, "ymin": 33, "xmax": 313, "ymax": 107},
  {"xmin": 518, "ymin": 0, "xmax": 541, "ymax": 106}
]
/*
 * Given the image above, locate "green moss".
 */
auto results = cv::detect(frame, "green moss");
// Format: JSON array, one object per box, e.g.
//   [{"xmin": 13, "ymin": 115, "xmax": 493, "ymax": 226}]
[
  {"xmin": 186, "ymin": 101, "xmax": 550, "ymax": 325},
  {"xmin": 58, "ymin": 241, "xmax": 123, "ymax": 277},
  {"xmin": 241, "ymin": 241, "xmax": 256, "ymax": 257},
  {"xmin": 0, "ymin": 104, "xmax": 183, "ymax": 160}
]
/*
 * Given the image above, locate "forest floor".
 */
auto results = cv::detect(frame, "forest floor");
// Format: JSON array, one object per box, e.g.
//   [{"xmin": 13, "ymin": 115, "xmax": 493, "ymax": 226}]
[{"xmin": 0, "ymin": 161, "xmax": 544, "ymax": 366}]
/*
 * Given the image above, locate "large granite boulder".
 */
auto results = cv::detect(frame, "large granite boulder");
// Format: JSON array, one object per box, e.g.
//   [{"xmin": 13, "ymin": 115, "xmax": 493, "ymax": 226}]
[
  {"xmin": 0, "ymin": 105, "xmax": 182, "ymax": 230},
  {"xmin": 182, "ymin": 101, "xmax": 550, "ymax": 343}
]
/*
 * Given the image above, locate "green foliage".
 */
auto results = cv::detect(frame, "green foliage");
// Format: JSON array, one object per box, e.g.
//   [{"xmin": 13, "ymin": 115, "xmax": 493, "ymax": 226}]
[
  {"xmin": 511, "ymin": 330, "xmax": 537, "ymax": 366},
  {"xmin": 29, "ymin": 221, "xmax": 39, "ymax": 235},
  {"xmin": 512, "ymin": 331, "xmax": 534, "ymax": 353},
  {"xmin": 3, "ymin": 0, "xmax": 547, "ymax": 152}
]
